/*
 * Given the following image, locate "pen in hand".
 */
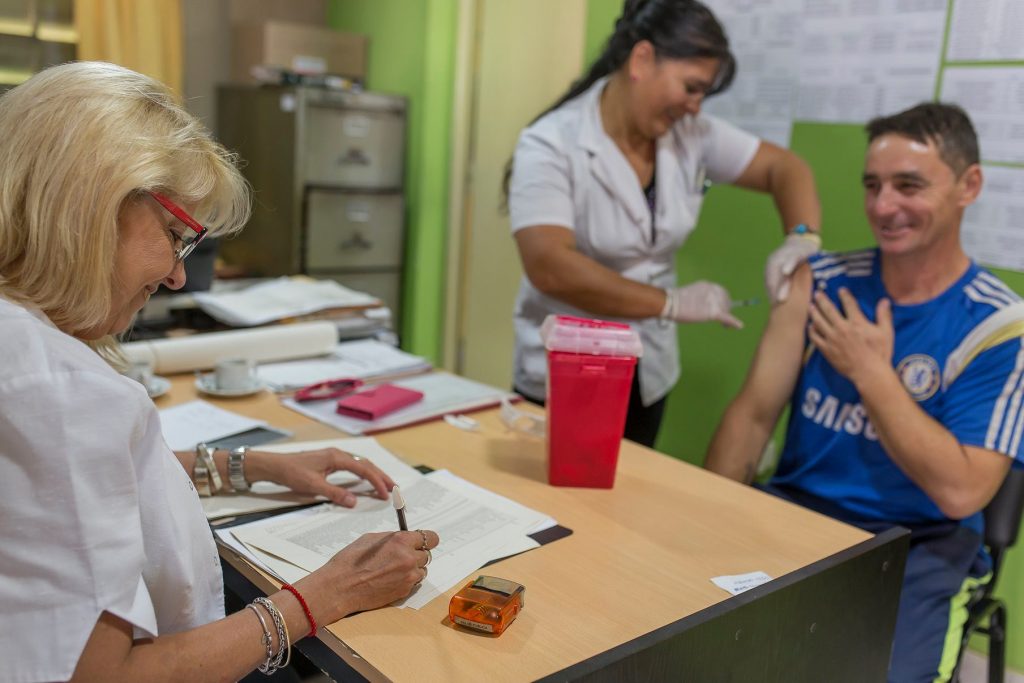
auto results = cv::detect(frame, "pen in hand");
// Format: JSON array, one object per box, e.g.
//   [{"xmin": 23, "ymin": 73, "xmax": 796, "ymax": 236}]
[{"xmin": 393, "ymin": 485, "xmax": 408, "ymax": 531}]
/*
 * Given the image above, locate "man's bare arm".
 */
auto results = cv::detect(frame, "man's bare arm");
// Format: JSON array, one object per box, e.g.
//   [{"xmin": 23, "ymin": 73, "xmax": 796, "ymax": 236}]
[{"xmin": 705, "ymin": 265, "xmax": 812, "ymax": 482}]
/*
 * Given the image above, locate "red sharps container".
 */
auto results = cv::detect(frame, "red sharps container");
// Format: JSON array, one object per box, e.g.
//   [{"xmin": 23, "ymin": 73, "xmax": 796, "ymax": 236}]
[{"xmin": 540, "ymin": 314, "xmax": 643, "ymax": 488}]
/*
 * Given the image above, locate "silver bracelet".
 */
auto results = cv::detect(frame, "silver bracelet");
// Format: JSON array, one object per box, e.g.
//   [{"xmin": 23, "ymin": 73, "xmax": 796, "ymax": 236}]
[
  {"xmin": 253, "ymin": 597, "xmax": 288, "ymax": 674},
  {"xmin": 193, "ymin": 461, "xmax": 212, "ymax": 498},
  {"xmin": 659, "ymin": 288, "xmax": 675, "ymax": 322},
  {"xmin": 228, "ymin": 446, "xmax": 250, "ymax": 492},
  {"xmin": 246, "ymin": 603, "xmax": 274, "ymax": 674},
  {"xmin": 195, "ymin": 443, "xmax": 223, "ymax": 494}
]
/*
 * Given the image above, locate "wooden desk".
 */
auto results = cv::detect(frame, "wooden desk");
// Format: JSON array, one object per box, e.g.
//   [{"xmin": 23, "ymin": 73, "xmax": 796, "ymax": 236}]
[{"xmin": 164, "ymin": 376, "xmax": 907, "ymax": 682}]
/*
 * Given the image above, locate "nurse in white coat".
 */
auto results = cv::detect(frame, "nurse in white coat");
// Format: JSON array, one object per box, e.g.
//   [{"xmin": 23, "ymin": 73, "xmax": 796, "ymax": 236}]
[{"xmin": 507, "ymin": 0, "xmax": 822, "ymax": 446}]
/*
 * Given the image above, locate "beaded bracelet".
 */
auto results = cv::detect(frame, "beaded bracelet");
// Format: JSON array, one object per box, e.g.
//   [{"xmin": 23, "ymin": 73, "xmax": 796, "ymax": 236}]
[{"xmin": 282, "ymin": 583, "xmax": 317, "ymax": 638}]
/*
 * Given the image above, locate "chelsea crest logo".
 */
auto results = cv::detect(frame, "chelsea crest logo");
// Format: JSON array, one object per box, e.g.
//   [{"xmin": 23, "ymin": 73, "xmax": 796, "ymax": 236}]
[{"xmin": 896, "ymin": 354, "xmax": 940, "ymax": 402}]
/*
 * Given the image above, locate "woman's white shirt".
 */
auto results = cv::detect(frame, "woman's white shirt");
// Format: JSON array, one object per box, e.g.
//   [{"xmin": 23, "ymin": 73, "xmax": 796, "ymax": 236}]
[
  {"xmin": 0, "ymin": 296, "xmax": 223, "ymax": 683},
  {"xmin": 509, "ymin": 77, "xmax": 759, "ymax": 405}
]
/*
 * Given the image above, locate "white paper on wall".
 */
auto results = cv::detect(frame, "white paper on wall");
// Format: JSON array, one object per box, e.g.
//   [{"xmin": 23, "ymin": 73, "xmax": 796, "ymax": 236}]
[
  {"xmin": 940, "ymin": 66, "xmax": 1024, "ymax": 165},
  {"xmin": 961, "ymin": 165, "xmax": 1024, "ymax": 273},
  {"xmin": 946, "ymin": 0, "xmax": 1024, "ymax": 62},
  {"xmin": 703, "ymin": 0, "xmax": 802, "ymax": 147},
  {"xmin": 795, "ymin": 0, "xmax": 947, "ymax": 124}
]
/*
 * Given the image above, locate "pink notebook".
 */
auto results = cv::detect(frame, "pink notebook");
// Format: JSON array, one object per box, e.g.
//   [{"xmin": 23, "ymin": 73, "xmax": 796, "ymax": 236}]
[{"xmin": 336, "ymin": 384, "xmax": 425, "ymax": 420}]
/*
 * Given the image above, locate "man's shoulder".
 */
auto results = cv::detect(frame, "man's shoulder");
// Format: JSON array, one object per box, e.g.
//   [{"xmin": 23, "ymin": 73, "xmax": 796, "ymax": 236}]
[
  {"xmin": 808, "ymin": 249, "xmax": 878, "ymax": 288},
  {"xmin": 939, "ymin": 265, "xmax": 1023, "ymax": 340},
  {"xmin": 957, "ymin": 266, "xmax": 1022, "ymax": 317},
  {"xmin": 943, "ymin": 268, "xmax": 1024, "ymax": 387}
]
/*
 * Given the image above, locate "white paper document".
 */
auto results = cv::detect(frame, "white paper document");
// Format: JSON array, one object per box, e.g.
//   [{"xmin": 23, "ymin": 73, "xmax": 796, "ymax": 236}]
[
  {"xmin": 158, "ymin": 399, "xmax": 267, "ymax": 451},
  {"xmin": 701, "ymin": 0, "xmax": 801, "ymax": 147},
  {"xmin": 946, "ymin": 0, "xmax": 1024, "ymax": 62},
  {"xmin": 961, "ymin": 165, "xmax": 1024, "ymax": 273},
  {"xmin": 201, "ymin": 437, "xmax": 425, "ymax": 520},
  {"xmin": 711, "ymin": 571, "xmax": 773, "ymax": 596},
  {"xmin": 940, "ymin": 67, "xmax": 1024, "ymax": 165},
  {"xmin": 228, "ymin": 468, "xmax": 552, "ymax": 609},
  {"xmin": 282, "ymin": 372, "xmax": 514, "ymax": 435},
  {"xmin": 258, "ymin": 339, "xmax": 432, "ymax": 392},
  {"xmin": 796, "ymin": 0, "xmax": 947, "ymax": 123},
  {"xmin": 192, "ymin": 277, "xmax": 380, "ymax": 327}
]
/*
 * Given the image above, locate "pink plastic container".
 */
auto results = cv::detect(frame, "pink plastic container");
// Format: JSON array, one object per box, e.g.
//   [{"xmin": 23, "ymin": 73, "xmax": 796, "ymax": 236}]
[{"xmin": 541, "ymin": 315, "xmax": 643, "ymax": 488}]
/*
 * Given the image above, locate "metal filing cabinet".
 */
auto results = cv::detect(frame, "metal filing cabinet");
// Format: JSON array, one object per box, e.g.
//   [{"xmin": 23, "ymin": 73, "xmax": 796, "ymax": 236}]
[{"xmin": 216, "ymin": 85, "xmax": 407, "ymax": 323}]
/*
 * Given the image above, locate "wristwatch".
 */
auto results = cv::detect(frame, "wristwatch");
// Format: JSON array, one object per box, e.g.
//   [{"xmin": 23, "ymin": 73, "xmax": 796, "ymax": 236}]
[
  {"xmin": 228, "ymin": 446, "xmax": 250, "ymax": 492},
  {"xmin": 195, "ymin": 443, "xmax": 222, "ymax": 494}
]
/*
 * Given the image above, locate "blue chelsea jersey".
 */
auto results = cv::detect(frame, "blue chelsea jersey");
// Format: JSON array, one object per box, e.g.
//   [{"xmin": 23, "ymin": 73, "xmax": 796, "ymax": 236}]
[{"xmin": 772, "ymin": 249, "xmax": 1024, "ymax": 530}]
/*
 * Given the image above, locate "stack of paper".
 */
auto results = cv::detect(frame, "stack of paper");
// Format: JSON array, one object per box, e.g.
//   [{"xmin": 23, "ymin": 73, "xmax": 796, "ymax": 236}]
[
  {"xmin": 159, "ymin": 399, "xmax": 269, "ymax": 451},
  {"xmin": 282, "ymin": 371, "xmax": 514, "ymax": 436},
  {"xmin": 192, "ymin": 277, "xmax": 380, "ymax": 327},
  {"xmin": 258, "ymin": 339, "xmax": 432, "ymax": 392},
  {"xmin": 216, "ymin": 439, "xmax": 554, "ymax": 610}
]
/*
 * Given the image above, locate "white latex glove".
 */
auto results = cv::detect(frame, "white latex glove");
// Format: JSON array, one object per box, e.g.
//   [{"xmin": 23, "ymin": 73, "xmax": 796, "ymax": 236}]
[
  {"xmin": 765, "ymin": 233, "xmax": 821, "ymax": 304},
  {"xmin": 661, "ymin": 281, "xmax": 743, "ymax": 329}
]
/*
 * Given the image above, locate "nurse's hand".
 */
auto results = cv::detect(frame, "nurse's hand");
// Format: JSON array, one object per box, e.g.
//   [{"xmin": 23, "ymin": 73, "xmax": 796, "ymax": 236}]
[
  {"xmin": 662, "ymin": 282, "xmax": 743, "ymax": 329},
  {"xmin": 765, "ymin": 232, "xmax": 821, "ymax": 304}
]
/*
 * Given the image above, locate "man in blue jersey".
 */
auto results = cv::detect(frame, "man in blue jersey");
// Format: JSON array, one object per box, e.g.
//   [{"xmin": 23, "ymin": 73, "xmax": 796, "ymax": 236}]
[{"xmin": 706, "ymin": 102, "xmax": 1024, "ymax": 683}]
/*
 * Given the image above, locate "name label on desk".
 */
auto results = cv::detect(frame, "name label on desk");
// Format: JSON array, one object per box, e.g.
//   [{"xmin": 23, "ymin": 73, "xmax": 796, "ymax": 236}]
[{"xmin": 711, "ymin": 571, "xmax": 773, "ymax": 596}]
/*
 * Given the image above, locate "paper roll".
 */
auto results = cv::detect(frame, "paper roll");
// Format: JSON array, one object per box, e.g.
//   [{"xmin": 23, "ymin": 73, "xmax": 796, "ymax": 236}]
[{"xmin": 122, "ymin": 322, "xmax": 339, "ymax": 374}]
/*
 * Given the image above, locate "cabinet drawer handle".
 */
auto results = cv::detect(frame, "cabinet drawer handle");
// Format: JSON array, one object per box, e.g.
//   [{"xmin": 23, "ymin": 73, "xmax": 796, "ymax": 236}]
[
  {"xmin": 337, "ymin": 148, "xmax": 370, "ymax": 166},
  {"xmin": 340, "ymin": 231, "xmax": 373, "ymax": 251}
]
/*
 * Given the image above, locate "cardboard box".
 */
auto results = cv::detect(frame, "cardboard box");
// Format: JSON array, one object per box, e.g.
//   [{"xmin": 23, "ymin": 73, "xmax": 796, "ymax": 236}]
[
  {"xmin": 229, "ymin": 0, "xmax": 327, "ymax": 26},
  {"xmin": 232, "ymin": 21, "xmax": 367, "ymax": 82}
]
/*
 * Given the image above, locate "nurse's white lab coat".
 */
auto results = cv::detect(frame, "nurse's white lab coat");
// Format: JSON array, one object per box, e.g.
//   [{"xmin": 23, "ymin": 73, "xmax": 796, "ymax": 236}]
[{"xmin": 509, "ymin": 77, "xmax": 759, "ymax": 406}]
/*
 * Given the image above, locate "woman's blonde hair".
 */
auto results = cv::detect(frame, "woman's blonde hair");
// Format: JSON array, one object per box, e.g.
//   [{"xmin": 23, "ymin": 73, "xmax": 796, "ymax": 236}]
[{"xmin": 0, "ymin": 61, "xmax": 250, "ymax": 337}]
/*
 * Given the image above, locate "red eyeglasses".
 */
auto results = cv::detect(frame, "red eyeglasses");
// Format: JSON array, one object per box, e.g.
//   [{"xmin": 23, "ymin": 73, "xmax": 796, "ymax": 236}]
[{"xmin": 149, "ymin": 191, "xmax": 209, "ymax": 262}]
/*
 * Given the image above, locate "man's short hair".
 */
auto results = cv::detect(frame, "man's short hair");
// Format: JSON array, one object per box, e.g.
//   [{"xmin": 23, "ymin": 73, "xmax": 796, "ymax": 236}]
[{"xmin": 866, "ymin": 102, "xmax": 980, "ymax": 176}]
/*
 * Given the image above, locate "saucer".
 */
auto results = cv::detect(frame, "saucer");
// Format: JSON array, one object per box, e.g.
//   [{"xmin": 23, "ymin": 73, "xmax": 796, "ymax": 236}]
[
  {"xmin": 146, "ymin": 376, "xmax": 172, "ymax": 399},
  {"xmin": 195, "ymin": 373, "xmax": 265, "ymax": 398}
]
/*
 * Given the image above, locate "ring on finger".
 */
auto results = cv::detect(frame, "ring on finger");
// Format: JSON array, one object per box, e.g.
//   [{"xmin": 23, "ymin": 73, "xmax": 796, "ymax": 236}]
[
  {"xmin": 417, "ymin": 529, "xmax": 429, "ymax": 551},
  {"xmin": 420, "ymin": 548, "xmax": 432, "ymax": 568}
]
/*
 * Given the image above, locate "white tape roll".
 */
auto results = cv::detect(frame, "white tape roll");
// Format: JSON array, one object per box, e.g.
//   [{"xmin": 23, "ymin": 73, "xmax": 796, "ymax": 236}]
[{"xmin": 121, "ymin": 322, "xmax": 339, "ymax": 374}]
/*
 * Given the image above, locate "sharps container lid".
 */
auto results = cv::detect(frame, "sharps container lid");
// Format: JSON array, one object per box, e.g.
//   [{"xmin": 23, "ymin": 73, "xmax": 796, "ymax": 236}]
[{"xmin": 540, "ymin": 315, "xmax": 643, "ymax": 358}]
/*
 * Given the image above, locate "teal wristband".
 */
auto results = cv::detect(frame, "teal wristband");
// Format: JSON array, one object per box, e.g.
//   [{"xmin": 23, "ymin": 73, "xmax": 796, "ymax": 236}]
[{"xmin": 791, "ymin": 223, "xmax": 818, "ymax": 235}]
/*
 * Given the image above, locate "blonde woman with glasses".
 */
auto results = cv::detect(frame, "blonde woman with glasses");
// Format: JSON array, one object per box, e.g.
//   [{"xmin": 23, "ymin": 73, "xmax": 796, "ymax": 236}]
[{"xmin": 0, "ymin": 62, "xmax": 438, "ymax": 682}]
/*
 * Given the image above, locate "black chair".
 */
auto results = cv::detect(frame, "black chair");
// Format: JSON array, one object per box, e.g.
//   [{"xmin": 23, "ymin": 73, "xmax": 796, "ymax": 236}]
[{"xmin": 953, "ymin": 467, "xmax": 1024, "ymax": 683}]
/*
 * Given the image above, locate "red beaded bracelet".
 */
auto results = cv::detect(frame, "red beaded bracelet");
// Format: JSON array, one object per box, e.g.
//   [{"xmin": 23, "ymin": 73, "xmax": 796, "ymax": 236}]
[{"xmin": 282, "ymin": 583, "xmax": 317, "ymax": 638}]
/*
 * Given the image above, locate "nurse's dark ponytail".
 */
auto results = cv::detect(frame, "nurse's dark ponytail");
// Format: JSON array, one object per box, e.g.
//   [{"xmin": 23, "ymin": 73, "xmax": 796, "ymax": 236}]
[{"xmin": 501, "ymin": 0, "xmax": 736, "ymax": 207}]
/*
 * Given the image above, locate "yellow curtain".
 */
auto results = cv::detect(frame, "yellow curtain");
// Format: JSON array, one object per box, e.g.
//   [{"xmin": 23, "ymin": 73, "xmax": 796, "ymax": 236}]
[{"xmin": 73, "ymin": 0, "xmax": 183, "ymax": 96}]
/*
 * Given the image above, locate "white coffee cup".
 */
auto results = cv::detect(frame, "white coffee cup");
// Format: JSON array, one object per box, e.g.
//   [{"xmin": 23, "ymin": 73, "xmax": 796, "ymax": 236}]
[
  {"xmin": 213, "ymin": 358, "xmax": 258, "ymax": 392},
  {"xmin": 126, "ymin": 360, "xmax": 154, "ymax": 390}
]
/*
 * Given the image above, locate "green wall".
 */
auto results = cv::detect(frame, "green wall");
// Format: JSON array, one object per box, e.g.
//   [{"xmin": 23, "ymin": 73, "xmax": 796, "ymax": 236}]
[{"xmin": 327, "ymin": 0, "xmax": 457, "ymax": 364}]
